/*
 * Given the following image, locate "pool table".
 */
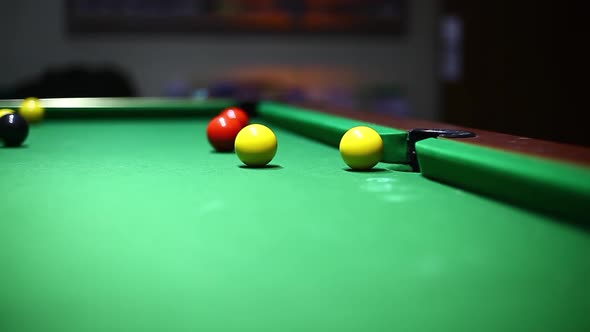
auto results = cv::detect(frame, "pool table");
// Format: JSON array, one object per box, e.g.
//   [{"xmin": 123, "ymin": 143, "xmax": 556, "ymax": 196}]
[{"xmin": 1, "ymin": 98, "xmax": 589, "ymax": 332}]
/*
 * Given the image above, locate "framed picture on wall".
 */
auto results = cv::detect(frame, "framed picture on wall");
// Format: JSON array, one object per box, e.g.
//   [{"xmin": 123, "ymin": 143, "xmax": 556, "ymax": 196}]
[{"xmin": 66, "ymin": 0, "xmax": 407, "ymax": 35}]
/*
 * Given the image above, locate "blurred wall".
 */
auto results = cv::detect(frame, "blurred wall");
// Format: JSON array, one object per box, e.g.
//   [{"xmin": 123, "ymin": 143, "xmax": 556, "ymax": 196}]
[{"xmin": 0, "ymin": 0, "xmax": 440, "ymax": 120}]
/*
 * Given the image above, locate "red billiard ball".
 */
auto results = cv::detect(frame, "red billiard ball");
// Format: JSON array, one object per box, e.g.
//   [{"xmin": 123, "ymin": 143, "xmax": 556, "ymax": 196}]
[
  {"xmin": 207, "ymin": 115, "xmax": 242, "ymax": 152},
  {"xmin": 220, "ymin": 107, "xmax": 249, "ymax": 128}
]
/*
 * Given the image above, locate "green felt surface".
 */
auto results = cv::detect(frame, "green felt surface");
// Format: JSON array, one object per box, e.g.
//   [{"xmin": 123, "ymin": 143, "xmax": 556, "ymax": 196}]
[{"xmin": 1, "ymin": 118, "xmax": 590, "ymax": 332}]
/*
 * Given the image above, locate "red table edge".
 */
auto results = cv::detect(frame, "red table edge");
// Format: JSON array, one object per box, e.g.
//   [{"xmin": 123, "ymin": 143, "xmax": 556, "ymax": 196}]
[{"xmin": 292, "ymin": 102, "xmax": 590, "ymax": 168}]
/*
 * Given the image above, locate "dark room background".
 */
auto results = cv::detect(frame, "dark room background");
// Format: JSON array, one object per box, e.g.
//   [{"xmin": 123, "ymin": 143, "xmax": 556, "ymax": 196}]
[{"xmin": 0, "ymin": 0, "xmax": 586, "ymax": 145}]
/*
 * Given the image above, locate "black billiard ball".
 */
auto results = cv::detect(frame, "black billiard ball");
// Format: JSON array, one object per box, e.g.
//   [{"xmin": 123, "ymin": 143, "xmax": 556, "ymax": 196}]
[{"xmin": 0, "ymin": 113, "xmax": 29, "ymax": 147}]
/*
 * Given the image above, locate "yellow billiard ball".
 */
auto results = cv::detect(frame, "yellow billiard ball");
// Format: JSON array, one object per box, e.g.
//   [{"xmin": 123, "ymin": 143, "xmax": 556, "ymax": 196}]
[
  {"xmin": 235, "ymin": 124, "xmax": 278, "ymax": 167},
  {"xmin": 339, "ymin": 126, "xmax": 384, "ymax": 170},
  {"xmin": 0, "ymin": 108, "xmax": 15, "ymax": 118},
  {"xmin": 19, "ymin": 97, "xmax": 45, "ymax": 123}
]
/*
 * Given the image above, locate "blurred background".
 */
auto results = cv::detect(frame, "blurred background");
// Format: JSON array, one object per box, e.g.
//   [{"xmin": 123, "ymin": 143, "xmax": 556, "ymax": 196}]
[{"xmin": 0, "ymin": 0, "xmax": 586, "ymax": 145}]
